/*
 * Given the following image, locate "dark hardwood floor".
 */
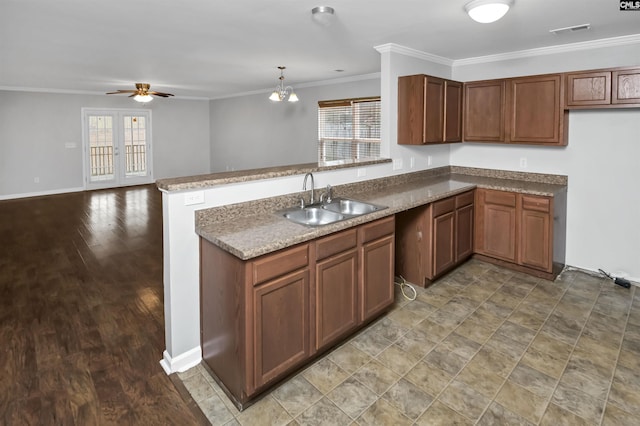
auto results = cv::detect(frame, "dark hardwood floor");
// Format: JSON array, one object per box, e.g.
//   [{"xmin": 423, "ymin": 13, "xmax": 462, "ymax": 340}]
[{"xmin": 0, "ymin": 185, "xmax": 207, "ymax": 425}]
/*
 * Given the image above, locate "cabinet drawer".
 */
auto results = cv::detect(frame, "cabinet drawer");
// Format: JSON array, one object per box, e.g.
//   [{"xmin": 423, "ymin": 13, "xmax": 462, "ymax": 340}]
[
  {"xmin": 484, "ymin": 190, "xmax": 517, "ymax": 207},
  {"xmin": 253, "ymin": 244, "xmax": 309, "ymax": 285},
  {"xmin": 433, "ymin": 197, "xmax": 455, "ymax": 217},
  {"xmin": 360, "ymin": 216, "xmax": 395, "ymax": 243},
  {"xmin": 455, "ymin": 191, "xmax": 474, "ymax": 209},
  {"xmin": 521, "ymin": 196, "xmax": 550, "ymax": 213},
  {"xmin": 316, "ymin": 229, "xmax": 357, "ymax": 260}
]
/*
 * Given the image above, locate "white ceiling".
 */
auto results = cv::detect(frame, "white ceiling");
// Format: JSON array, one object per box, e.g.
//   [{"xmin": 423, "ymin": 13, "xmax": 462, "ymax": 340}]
[{"xmin": 1, "ymin": 0, "xmax": 639, "ymax": 99}]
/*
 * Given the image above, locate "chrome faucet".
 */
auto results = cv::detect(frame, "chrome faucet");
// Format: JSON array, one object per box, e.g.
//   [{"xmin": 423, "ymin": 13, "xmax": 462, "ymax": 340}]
[
  {"xmin": 302, "ymin": 172, "xmax": 315, "ymax": 206},
  {"xmin": 320, "ymin": 184, "xmax": 333, "ymax": 204}
]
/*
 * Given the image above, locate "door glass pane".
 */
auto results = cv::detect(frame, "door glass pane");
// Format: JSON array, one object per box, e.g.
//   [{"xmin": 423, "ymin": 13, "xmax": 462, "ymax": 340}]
[
  {"xmin": 123, "ymin": 115, "xmax": 147, "ymax": 177},
  {"xmin": 88, "ymin": 115, "xmax": 115, "ymax": 182}
]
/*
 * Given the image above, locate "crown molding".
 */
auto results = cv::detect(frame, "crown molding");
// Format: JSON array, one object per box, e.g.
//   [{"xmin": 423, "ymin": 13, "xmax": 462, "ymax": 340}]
[
  {"xmin": 209, "ymin": 72, "xmax": 381, "ymax": 101},
  {"xmin": 374, "ymin": 43, "xmax": 454, "ymax": 66},
  {"xmin": 0, "ymin": 86, "xmax": 105, "ymax": 96},
  {"xmin": 0, "ymin": 85, "xmax": 209, "ymax": 100},
  {"xmin": 453, "ymin": 33, "xmax": 640, "ymax": 66}
]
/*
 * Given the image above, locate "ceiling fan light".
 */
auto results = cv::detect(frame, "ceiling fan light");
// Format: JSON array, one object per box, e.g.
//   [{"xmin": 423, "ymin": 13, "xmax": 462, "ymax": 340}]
[
  {"xmin": 134, "ymin": 94, "xmax": 153, "ymax": 103},
  {"xmin": 465, "ymin": 0, "xmax": 513, "ymax": 23},
  {"xmin": 269, "ymin": 91, "xmax": 281, "ymax": 102},
  {"xmin": 288, "ymin": 92, "xmax": 299, "ymax": 102}
]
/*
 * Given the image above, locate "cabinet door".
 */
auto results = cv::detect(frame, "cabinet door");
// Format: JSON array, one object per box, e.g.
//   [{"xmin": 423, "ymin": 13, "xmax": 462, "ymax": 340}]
[
  {"xmin": 315, "ymin": 249, "xmax": 358, "ymax": 350},
  {"xmin": 464, "ymin": 80, "xmax": 506, "ymax": 142},
  {"xmin": 424, "ymin": 77, "xmax": 445, "ymax": 144},
  {"xmin": 361, "ymin": 234, "xmax": 394, "ymax": 322},
  {"xmin": 475, "ymin": 190, "xmax": 517, "ymax": 262},
  {"xmin": 566, "ymin": 71, "xmax": 611, "ymax": 106},
  {"xmin": 253, "ymin": 269, "xmax": 310, "ymax": 388},
  {"xmin": 509, "ymin": 74, "xmax": 565, "ymax": 145},
  {"xmin": 444, "ymin": 80, "xmax": 463, "ymax": 143},
  {"xmin": 612, "ymin": 68, "xmax": 640, "ymax": 105},
  {"xmin": 518, "ymin": 196, "xmax": 552, "ymax": 272},
  {"xmin": 456, "ymin": 203, "xmax": 474, "ymax": 261},
  {"xmin": 398, "ymin": 75, "xmax": 426, "ymax": 145},
  {"xmin": 433, "ymin": 212, "xmax": 455, "ymax": 277}
]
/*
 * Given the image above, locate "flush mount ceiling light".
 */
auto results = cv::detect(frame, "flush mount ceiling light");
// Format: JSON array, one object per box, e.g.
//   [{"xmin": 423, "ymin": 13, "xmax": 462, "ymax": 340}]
[
  {"xmin": 311, "ymin": 6, "xmax": 335, "ymax": 26},
  {"xmin": 269, "ymin": 66, "xmax": 299, "ymax": 102},
  {"xmin": 465, "ymin": 0, "xmax": 513, "ymax": 23}
]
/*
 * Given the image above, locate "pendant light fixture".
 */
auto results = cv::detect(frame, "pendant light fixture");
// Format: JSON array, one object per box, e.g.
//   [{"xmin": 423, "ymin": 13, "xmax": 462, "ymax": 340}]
[
  {"xmin": 269, "ymin": 66, "xmax": 299, "ymax": 102},
  {"xmin": 465, "ymin": 0, "xmax": 513, "ymax": 23}
]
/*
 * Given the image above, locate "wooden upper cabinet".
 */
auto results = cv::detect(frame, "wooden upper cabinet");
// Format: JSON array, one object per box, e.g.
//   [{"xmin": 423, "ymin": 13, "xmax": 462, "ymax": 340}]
[
  {"xmin": 613, "ymin": 68, "xmax": 640, "ymax": 104},
  {"xmin": 444, "ymin": 80, "xmax": 463, "ymax": 142},
  {"xmin": 509, "ymin": 74, "xmax": 566, "ymax": 145},
  {"xmin": 566, "ymin": 71, "xmax": 612, "ymax": 106},
  {"xmin": 424, "ymin": 77, "xmax": 445, "ymax": 143},
  {"xmin": 463, "ymin": 80, "xmax": 506, "ymax": 142},
  {"xmin": 398, "ymin": 74, "xmax": 462, "ymax": 145},
  {"xmin": 565, "ymin": 67, "xmax": 640, "ymax": 108}
]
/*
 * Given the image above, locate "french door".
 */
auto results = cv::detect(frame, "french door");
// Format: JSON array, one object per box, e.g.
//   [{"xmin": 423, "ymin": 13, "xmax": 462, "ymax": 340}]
[{"xmin": 82, "ymin": 108, "xmax": 153, "ymax": 190}]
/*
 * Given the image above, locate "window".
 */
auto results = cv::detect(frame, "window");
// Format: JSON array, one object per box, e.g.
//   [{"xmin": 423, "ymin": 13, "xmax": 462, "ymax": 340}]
[{"xmin": 318, "ymin": 97, "xmax": 381, "ymax": 162}]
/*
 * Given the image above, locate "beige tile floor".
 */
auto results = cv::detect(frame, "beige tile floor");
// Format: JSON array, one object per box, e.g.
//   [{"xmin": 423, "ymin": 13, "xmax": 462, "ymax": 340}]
[{"xmin": 178, "ymin": 260, "xmax": 640, "ymax": 425}]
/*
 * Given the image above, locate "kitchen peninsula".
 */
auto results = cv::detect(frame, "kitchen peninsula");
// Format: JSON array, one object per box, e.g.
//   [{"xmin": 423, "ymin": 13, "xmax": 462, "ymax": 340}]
[{"xmin": 176, "ymin": 164, "xmax": 567, "ymax": 408}]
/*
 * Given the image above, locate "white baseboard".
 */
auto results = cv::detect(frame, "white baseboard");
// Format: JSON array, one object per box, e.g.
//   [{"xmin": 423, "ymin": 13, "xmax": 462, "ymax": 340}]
[
  {"xmin": 159, "ymin": 347, "xmax": 202, "ymax": 375},
  {"xmin": 0, "ymin": 186, "xmax": 85, "ymax": 201}
]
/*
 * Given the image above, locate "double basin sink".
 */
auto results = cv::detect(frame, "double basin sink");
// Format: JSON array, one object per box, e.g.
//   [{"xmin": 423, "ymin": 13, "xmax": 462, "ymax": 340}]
[{"xmin": 281, "ymin": 197, "xmax": 387, "ymax": 227}]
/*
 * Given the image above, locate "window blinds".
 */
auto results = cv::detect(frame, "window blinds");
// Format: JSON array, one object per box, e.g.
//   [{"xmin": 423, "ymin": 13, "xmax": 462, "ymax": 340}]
[{"xmin": 318, "ymin": 97, "xmax": 381, "ymax": 162}]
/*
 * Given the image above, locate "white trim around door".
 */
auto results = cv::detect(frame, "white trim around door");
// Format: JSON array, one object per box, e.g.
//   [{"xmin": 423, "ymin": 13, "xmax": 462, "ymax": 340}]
[{"xmin": 81, "ymin": 108, "xmax": 154, "ymax": 190}]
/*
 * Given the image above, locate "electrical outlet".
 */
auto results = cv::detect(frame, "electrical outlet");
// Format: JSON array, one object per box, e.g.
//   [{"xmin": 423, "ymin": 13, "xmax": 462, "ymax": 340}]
[
  {"xmin": 410, "ymin": 157, "xmax": 415, "ymax": 169},
  {"xmin": 34, "ymin": 177, "xmax": 40, "ymax": 183},
  {"xmin": 393, "ymin": 158, "xmax": 403, "ymax": 170},
  {"xmin": 357, "ymin": 168, "xmax": 366, "ymax": 177},
  {"xmin": 184, "ymin": 191, "xmax": 205, "ymax": 206},
  {"xmin": 519, "ymin": 157, "xmax": 528, "ymax": 168},
  {"xmin": 64, "ymin": 142, "xmax": 77, "ymax": 149},
  {"xmin": 427, "ymin": 155, "xmax": 432, "ymax": 166}
]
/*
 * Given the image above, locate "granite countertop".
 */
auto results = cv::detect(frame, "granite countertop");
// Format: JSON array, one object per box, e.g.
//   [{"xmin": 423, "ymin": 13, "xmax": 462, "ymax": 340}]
[
  {"xmin": 195, "ymin": 167, "xmax": 567, "ymax": 260},
  {"xmin": 156, "ymin": 158, "xmax": 391, "ymax": 192}
]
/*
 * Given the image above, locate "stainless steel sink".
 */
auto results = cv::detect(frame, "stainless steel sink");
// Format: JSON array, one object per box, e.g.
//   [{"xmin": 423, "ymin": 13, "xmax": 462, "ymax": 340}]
[
  {"xmin": 280, "ymin": 197, "xmax": 386, "ymax": 227},
  {"xmin": 282, "ymin": 207, "xmax": 345, "ymax": 226},
  {"xmin": 322, "ymin": 197, "xmax": 385, "ymax": 216}
]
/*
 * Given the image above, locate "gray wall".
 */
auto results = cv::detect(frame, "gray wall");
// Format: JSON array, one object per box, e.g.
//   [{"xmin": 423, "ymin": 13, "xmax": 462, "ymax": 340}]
[
  {"xmin": 0, "ymin": 91, "xmax": 210, "ymax": 198},
  {"xmin": 208, "ymin": 77, "xmax": 381, "ymax": 172}
]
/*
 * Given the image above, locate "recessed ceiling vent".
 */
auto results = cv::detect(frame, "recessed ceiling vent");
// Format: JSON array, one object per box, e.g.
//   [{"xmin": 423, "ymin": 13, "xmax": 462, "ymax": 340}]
[{"xmin": 549, "ymin": 23, "xmax": 591, "ymax": 35}]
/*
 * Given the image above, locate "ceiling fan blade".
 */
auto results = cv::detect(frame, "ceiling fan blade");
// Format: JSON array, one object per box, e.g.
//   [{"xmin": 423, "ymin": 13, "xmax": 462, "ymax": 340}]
[
  {"xmin": 128, "ymin": 93, "xmax": 138, "ymax": 98},
  {"xmin": 150, "ymin": 92, "xmax": 174, "ymax": 97},
  {"xmin": 106, "ymin": 90, "xmax": 137, "ymax": 94}
]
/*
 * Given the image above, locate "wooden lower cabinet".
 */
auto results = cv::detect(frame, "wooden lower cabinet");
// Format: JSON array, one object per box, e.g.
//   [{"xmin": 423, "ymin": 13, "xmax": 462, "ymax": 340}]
[
  {"xmin": 475, "ymin": 189, "xmax": 517, "ymax": 262},
  {"xmin": 200, "ymin": 217, "xmax": 395, "ymax": 409},
  {"xmin": 475, "ymin": 188, "xmax": 566, "ymax": 279},
  {"xmin": 254, "ymin": 269, "xmax": 310, "ymax": 388},
  {"xmin": 315, "ymin": 229, "xmax": 358, "ymax": 351},
  {"xmin": 396, "ymin": 190, "xmax": 474, "ymax": 286},
  {"xmin": 518, "ymin": 196, "xmax": 552, "ymax": 271},
  {"xmin": 360, "ymin": 217, "xmax": 396, "ymax": 321}
]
